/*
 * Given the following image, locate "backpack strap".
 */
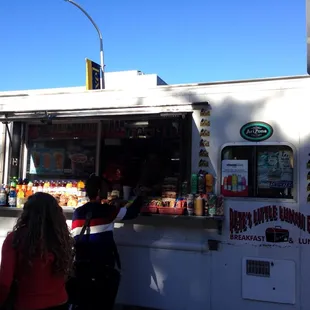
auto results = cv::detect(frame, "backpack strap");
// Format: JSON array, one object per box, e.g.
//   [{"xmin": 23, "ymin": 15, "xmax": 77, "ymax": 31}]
[{"xmin": 77, "ymin": 211, "xmax": 92, "ymax": 242}]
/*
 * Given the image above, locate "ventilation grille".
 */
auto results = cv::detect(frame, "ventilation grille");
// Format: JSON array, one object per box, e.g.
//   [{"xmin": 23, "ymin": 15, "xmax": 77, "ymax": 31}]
[{"xmin": 246, "ymin": 259, "xmax": 271, "ymax": 277}]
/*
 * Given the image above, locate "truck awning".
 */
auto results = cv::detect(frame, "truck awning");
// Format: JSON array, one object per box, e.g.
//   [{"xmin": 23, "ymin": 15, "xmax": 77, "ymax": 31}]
[{"xmin": 0, "ymin": 103, "xmax": 201, "ymax": 122}]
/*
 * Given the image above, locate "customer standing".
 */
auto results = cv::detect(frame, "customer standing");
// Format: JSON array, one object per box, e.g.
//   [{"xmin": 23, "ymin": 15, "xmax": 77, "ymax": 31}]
[
  {"xmin": 71, "ymin": 174, "xmax": 145, "ymax": 310},
  {"xmin": 0, "ymin": 192, "xmax": 74, "ymax": 310}
]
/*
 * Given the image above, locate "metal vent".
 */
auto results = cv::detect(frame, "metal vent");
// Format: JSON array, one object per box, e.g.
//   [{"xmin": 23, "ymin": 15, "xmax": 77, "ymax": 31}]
[{"xmin": 246, "ymin": 259, "xmax": 271, "ymax": 277}]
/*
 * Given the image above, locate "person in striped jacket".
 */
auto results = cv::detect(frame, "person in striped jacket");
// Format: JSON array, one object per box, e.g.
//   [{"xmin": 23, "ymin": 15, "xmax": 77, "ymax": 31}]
[{"xmin": 71, "ymin": 175, "xmax": 145, "ymax": 310}]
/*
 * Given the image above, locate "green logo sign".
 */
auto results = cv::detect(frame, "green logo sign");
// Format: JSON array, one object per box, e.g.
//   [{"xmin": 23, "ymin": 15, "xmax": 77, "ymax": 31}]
[{"xmin": 240, "ymin": 122, "xmax": 273, "ymax": 142}]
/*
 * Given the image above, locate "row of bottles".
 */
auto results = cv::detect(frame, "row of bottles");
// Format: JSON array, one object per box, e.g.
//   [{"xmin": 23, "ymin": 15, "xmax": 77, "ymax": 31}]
[
  {"xmin": 190, "ymin": 172, "xmax": 214, "ymax": 195},
  {"xmin": 1, "ymin": 177, "xmax": 86, "ymax": 208}
]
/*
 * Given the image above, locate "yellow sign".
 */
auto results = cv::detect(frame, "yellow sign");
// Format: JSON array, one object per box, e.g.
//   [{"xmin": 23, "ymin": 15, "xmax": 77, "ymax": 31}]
[{"xmin": 86, "ymin": 58, "xmax": 101, "ymax": 90}]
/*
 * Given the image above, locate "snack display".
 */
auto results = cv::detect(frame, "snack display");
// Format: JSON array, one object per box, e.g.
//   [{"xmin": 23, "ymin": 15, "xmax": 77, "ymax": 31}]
[
  {"xmin": 140, "ymin": 171, "xmax": 225, "ymax": 218},
  {"xmin": 4, "ymin": 177, "xmax": 87, "ymax": 208}
]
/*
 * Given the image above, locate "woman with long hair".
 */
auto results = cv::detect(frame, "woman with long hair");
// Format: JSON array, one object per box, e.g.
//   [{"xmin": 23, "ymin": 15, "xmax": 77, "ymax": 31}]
[{"xmin": 0, "ymin": 192, "xmax": 74, "ymax": 310}]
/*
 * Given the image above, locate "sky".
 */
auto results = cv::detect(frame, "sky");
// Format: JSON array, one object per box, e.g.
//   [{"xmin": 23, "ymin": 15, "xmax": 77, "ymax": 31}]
[{"xmin": 0, "ymin": 0, "xmax": 306, "ymax": 91}]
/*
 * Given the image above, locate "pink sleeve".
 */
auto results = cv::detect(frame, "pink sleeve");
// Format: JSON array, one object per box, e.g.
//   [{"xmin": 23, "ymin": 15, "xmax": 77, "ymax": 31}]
[{"xmin": 0, "ymin": 233, "xmax": 16, "ymax": 305}]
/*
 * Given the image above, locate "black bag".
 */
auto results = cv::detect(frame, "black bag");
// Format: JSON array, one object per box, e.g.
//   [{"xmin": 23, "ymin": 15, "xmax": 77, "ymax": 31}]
[
  {"xmin": 66, "ymin": 211, "xmax": 92, "ymax": 305},
  {"xmin": 66, "ymin": 212, "xmax": 121, "ymax": 307}
]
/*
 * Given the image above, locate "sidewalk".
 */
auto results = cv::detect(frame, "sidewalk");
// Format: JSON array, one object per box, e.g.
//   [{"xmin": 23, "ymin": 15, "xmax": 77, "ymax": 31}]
[{"xmin": 114, "ymin": 306, "xmax": 159, "ymax": 310}]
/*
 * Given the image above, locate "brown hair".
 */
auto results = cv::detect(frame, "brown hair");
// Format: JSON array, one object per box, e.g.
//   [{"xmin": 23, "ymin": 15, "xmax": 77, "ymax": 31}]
[{"xmin": 12, "ymin": 192, "xmax": 73, "ymax": 276}]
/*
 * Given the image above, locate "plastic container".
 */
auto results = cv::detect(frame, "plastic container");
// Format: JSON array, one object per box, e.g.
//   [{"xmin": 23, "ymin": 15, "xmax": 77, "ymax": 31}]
[
  {"xmin": 158, "ymin": 207, "xmax": 184, "ymax": 215},
  {"xmin": 141, "ymin": 206, "xmax": 158, "ymax": 214}
]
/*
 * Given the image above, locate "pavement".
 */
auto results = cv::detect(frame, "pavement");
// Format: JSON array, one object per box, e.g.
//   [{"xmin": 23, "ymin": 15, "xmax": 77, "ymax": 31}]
[{"xmin": 114, "ymin": 306, "xmax": 158, "ymax": 310}]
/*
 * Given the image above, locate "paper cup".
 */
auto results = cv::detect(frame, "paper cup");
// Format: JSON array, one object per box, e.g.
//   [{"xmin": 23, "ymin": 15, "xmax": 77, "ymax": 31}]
[{"xmin": 123, "ymin": 186, "xmax": 131, "ymax": 200}]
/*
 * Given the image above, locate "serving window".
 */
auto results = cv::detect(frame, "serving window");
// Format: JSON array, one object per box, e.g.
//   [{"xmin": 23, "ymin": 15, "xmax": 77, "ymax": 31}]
[
  {"xmin": 26, "ymin": 122, "xmax": 98, "ymax": 180},
  {"xmin": 221, "ymin": 145, "xmax": 294, "ymax": 199},
  {"xmin": 18, "ymin": 115, "xmax": 191, "ymax": 209}
]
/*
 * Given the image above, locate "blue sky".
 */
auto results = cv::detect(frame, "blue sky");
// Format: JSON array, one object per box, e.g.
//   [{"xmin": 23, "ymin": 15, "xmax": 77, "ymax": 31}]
[{"xmin": 0, "ymin": 0, "xmax": 306, "ymax": 91}]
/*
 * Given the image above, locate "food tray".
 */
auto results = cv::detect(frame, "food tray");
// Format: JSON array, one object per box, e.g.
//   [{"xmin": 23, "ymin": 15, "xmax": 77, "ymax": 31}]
[
  {"xmin": 141, "ymin": 206, "xmax": 158, "ymax": 214},
  {"xmin": 158, "ymin": 207, "xmax": 185, "ymax": 215}
]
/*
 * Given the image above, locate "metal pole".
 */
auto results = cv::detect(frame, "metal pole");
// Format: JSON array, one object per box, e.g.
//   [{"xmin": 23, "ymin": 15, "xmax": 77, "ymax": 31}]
[{"xmin": 65, "ymin": 0, "xmax": 105, "ymax": 89}]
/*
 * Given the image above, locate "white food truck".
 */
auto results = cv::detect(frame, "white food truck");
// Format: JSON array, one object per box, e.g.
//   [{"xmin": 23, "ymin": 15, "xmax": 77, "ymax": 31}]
[{"xmin": 0, "ymin": 75, "xmax": 309, "ymax": 310}]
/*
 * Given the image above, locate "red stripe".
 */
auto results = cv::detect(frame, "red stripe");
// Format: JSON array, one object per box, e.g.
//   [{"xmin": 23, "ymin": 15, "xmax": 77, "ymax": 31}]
[{"xmin": 71, "ymin": 208, "xmax": 120, "ymax": 230}]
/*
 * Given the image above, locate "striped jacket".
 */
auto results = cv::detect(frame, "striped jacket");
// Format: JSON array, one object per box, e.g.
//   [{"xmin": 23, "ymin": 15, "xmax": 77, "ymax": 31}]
[{"xmin": 71, "ymin": 197, "xmax": 143, "ymax": 268}]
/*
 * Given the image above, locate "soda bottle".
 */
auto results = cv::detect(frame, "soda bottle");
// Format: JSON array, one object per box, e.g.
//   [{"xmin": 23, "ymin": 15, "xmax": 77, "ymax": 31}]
[
  {"xmin": 26, "ymin": 182, "xmax": 33, "ymax": 198},
  {"xmin": 16, "ymin": 188, "xmax": 25, "ymax": 208},
  {"xmin": 32, "ymin": 180, "xmax": 39, "ymax": 194},
  {"xmin": 21, "ymin": 179, "xmax": 28, "ymax": 192},
  {"xmin": 8, "ymin": 185, "xmax": 17, "ymax": 208},
  {"xmin": 38, "ymin": 180, "xmax": 44, "ymax": 192},
  {"xmin": 16, "ymin": 178, "xmax": 23, "ymax": 193},
  {"xmin": 0, "ymin": 186, "xmax": 7, "ymax": 206}
]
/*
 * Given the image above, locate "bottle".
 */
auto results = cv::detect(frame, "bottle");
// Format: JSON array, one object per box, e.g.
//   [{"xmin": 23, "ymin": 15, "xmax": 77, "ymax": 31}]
[
  {"xmin": 77, "ymin": 180, "xmax": 85, "ymax": 197},
  {"xmin": 198, "ymin": 174, "xmax": 205, "ymax": 194},
  {"xmin": 32, "ymin": 180, "xmax": 39, "ymax": 194},
  {"xmin": 10, "ymin": 177, "xmax": 17, "ymax": 188},
  {"xmin": 25, "ymin": 182, "xmax": 33, "ymax": 198},
  {"xmin": 60, "ymin": 180, "xmax": 67, "ymax": 193},
  {"xmin": 237, "ymin": 175, "xmax": 243, "ymax": 192},
  {"xmin": 227, "ymin": 175, "xmax": 232, "ymax": 191},
  {"xmin": 232, "ymin": 175, "xmax": 238, "ymax": 192},
  {"xmin": 0, "ymin": 186, "xmax": 6, "ymax": 206},
  {"xmin": 16, "ymin": 178, "xmax": 23, "ymax": 193},
  {"xmin": 43, "ymin": 181, "xmax": 50, "ymax": 193},
  {"xmin": 187, "ymin": 194, "xmax": 194, "ymax": 216},
  {"xmin": 16, "ymin": 189, "xmax": 25, "ymax": 208},
  {"xmin": 242, "ymin": 177, "xmax": 247, "ymax": 191},
  {"xmin": 208, "ymin": 194, "xmax": 216, "ymax": 217},
  {"xmin": 194, "ymin": 196, "xmax": 204, "ymax": 216},
  {"xmin": 223, "ymin": 176, "xmax": 228, "ymax": 190},
  {"xmin": 21, "ymin": 179, "xmax": 28, "ymax": 192},
  {"xmin": 191, "ymin": 174, "xmax": 198, "ymax": 194},
  {"xmin": 72, "ymin": 181, "xmax": 78, "ymax": 194},
  {"xmin": 205, "ymin": 173, "xmax": 214, "ymax": 193},
  {"xmin": 8, "ymin": 186, "xmax": 17, "ymax": 208},
  {"xmin": 50, "ymin": 180, "xmax": 56, "ymax": 194},
  {"xmin": 38, "ymin": 180, "xmax": 44, "ymax": 192}
]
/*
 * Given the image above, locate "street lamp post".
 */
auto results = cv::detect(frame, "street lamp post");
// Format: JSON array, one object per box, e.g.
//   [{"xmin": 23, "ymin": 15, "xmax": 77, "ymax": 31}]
[{"xmin": 65, "ymin": 0, "xmax": 105, "ymax": 89}]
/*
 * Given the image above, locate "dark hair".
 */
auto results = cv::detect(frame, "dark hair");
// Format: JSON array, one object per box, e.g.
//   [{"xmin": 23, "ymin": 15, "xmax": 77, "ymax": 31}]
[
  {"xmin": 86, "ymin": 174, "xmax": 101, "ymax": 199},
  {"xmin": 12, "ymin": 192, "xmax": 73, "ymax": 276}
]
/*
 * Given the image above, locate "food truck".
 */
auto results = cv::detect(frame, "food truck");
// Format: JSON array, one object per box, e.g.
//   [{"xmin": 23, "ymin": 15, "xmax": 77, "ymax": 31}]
[{"xmin": 0, "ymin": 74, "xmax": 309, "ymax": 310}]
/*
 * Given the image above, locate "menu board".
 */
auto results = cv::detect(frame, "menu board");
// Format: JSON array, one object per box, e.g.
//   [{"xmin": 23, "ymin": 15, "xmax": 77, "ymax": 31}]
[
  {"xmin": 257, "ymin": 150, "xmax": 293, "ymax": 189},
  {"xmin": 221, "ymin": 160, "xmax": 248, "ymax": 197},
  {"xmin": 30, "ymin": 148, "xmax": 65, "ymax": 174},
  {"xmin": 28, "ymin": 140, "xmax": 96, "ymax": 177}
]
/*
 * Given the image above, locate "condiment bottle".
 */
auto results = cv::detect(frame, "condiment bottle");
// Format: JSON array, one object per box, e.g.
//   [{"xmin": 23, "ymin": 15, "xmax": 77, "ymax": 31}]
[
  {"xmin": 205, "ymin": 173, "xmax": 214, "ymax": 193},
  {"xmin": 194, "ymin": 196, "xmax": 204, "ymax": 216}
]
